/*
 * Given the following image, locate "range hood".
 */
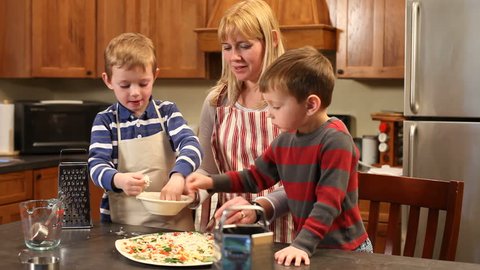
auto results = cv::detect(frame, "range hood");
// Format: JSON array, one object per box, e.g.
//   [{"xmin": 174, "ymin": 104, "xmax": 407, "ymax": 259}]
[{"xmin": 195, "ymin": 0, "xmax": 337, "ymax": 52}]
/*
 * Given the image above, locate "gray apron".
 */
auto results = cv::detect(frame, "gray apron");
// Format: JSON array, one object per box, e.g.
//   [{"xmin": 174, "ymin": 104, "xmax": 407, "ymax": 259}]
[{"xmin": 108, "ymin": 103, "xmax": 194, "ymax": 231}]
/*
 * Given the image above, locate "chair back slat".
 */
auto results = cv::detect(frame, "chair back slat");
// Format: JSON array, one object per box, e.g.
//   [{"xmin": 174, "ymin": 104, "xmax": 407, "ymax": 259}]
[
  {"xmin": 358, "ymin": 172, "xmax": 464, "ymax": 261},
  {"xmin": 422, "ymin": 209, "xmax": 439, "ymax": 258},
  {"xmin": 403, "ymin": 206, "xmax": 420, "ymax": 257},
  {"xmin": 367, "ymin": 201, "xmax": 380, "ymax": 245},
  {"xmin": 385, "ymin": 203, "xmax": 401, "ymax": 255}
]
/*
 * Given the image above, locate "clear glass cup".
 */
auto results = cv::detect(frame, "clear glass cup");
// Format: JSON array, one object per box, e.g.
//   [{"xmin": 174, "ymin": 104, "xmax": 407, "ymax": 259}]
[{"xmin": 19, "ymin": 199, "xmax": 64, "ymax": 250}]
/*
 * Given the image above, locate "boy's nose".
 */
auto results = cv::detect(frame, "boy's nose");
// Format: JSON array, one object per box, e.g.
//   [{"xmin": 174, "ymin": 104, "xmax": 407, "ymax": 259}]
[{"xmin": 130, "ymin": 85, "xmax": 141, "ymax": 95}]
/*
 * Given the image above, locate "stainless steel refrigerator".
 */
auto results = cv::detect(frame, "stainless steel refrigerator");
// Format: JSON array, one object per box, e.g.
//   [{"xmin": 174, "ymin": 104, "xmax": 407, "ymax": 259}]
[{"xmin": 404, "ymin": 0, "xmax": 480, "ymax": 263}]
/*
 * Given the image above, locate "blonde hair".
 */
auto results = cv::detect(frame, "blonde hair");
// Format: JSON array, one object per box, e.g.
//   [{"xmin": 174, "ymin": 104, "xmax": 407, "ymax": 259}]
[
  {"xmin": 210, "ymin": 0, "xmax": 285, "ymax": 106},
  {"xmin": 104, "ymin": 32, "xmax": 157, "ymax": 79},
  {"xmin": 259, "ymin": 46, "xmax": 335, "ymax": 109}
]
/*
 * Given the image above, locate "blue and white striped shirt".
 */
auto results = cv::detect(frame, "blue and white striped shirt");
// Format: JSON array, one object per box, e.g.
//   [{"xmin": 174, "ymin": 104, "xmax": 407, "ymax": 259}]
[{"xmin": 88, "ymin": 98, "xmax": 202, "ymax": 221}]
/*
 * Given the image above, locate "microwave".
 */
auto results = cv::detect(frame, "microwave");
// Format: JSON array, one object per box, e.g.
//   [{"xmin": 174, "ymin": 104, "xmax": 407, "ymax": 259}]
[{"xmin": 14, "ymin": 100, "xmax": 109, "ymax": 154}]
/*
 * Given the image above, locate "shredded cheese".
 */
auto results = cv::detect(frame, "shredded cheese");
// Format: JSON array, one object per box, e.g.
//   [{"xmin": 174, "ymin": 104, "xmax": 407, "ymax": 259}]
[
  {"xmin": 143, "ymin": 175, "xmax": 151, "ymax": 188},
  {"xmin": 117, "ymin": 232, "xmax": 214, "ymax": 265}
]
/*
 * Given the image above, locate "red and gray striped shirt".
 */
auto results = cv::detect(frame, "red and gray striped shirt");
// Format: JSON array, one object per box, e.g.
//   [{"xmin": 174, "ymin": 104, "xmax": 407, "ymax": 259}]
[{"xmin": 211, "ymin": 118, "xmax": 368, "ymax": 255}]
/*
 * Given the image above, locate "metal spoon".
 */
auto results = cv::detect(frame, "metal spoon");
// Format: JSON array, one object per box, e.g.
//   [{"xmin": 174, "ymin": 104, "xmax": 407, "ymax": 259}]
[{"xmin": 30, "ymin": 198, "xmax": 63, "ymax": 244}]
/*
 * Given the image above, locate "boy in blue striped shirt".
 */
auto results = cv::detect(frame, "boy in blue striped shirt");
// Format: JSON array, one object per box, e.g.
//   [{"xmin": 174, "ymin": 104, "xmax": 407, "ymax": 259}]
[{"xmin": 88, "ymin": 33, "xmax": 202, "ymax": 230}]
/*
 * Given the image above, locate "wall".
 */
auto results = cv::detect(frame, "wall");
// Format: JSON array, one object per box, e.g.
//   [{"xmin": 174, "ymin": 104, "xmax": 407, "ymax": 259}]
[{"xmin": 0, "ymin": 78, "xmax": 403, "ymax": 137}]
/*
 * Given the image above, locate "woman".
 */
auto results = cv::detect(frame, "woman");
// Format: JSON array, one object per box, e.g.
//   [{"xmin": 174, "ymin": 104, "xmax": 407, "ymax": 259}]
[{"xmin": 194, "ymin": 0, "xmax": 294, "ymax": 243}]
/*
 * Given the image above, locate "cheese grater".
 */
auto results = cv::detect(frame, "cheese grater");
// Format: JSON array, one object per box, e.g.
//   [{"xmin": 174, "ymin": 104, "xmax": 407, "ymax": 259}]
[{"xmin": 57, "ymin": 149, "xmax": 93, "ymax": 229}]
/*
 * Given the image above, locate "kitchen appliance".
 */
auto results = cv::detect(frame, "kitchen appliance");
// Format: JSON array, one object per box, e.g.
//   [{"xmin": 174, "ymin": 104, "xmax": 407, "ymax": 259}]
[
  {"xmin": 404, "ymin": 0, "xmax": 480, "ymax": 263},
  {"xmin": 14, "ymin": 100, "xmax": 108, "ymax": 154}
]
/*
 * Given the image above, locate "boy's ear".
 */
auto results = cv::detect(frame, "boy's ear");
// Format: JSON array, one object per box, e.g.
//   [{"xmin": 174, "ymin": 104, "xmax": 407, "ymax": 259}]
[
  {"xmin": 305, "ymin": 94, "xmax": 321, "ymax": 116},
  {"xmin": 154, "ymin": 68, "xmax": 160, "ymax": 79},
  {"xmin": 101, "ymin": 72, "xmax": 114, "ymax": 90}
]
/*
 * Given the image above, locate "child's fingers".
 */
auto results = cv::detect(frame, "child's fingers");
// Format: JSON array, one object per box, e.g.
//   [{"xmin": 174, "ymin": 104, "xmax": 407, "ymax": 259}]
[
  {"xmin": 274, "ymin": 250, "xmax": 286, "ymax": 265},
  {"xmin": 294, "ymin": 255, "xmax": 303, "ymax": 266},
  {"xmin": 303, "ymin": 255, "xmax": 310, "ymax": 265}
]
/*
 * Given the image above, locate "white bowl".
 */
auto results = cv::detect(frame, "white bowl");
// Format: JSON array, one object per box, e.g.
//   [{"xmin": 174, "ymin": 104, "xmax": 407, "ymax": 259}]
[{"xmin": 136, "ymin": 192, "xmax": 193, "ymax": 216}]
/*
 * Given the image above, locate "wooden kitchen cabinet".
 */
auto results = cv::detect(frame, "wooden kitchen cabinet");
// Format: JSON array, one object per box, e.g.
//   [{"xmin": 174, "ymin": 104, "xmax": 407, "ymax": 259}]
[
  {"xmin": 31, "ymin": 0, "xmax": 96, "ymax": 77},
  {"xmin": 336, "ymin": 0, "xmax": 405, "ymax": 78},
  {"xmin": 97, "ymin": 0, "xmax": 207, "ymax": 78},
  {"xmin": 0, "ymin": 0, "xmax": 31, "ymax": 77},
  {"xmin": 0, "ymin": 170, "xmax": 33, "ymax": 224},
  {"xmin": 33, "ymin": 167, "xmax": 59, "ymax": 200}
]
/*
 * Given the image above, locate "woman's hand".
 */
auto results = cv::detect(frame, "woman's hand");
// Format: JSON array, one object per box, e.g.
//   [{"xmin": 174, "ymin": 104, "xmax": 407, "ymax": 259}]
[
  {"xmin": 113, "ymin": 172, "xmax": 146, "ymax": 196},
  {"xmin": 214, "ymin": 196, "xmax": 256, "ymax": 224},
  {"xmin": 274, "ymin": 246, "xmax": 310, "ymax": 266}
]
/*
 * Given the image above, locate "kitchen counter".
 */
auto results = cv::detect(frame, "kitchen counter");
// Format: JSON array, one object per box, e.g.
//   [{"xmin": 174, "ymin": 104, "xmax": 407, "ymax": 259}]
[
  {"xmin": 1, "ymin": 221, "xmax": 480, "ymax": 270},
  {"xmin": 0, "ymin": 154, "xmax": 87, "ymax": 174}
]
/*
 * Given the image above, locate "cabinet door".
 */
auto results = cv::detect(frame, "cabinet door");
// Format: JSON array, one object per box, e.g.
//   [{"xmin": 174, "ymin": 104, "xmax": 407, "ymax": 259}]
[
  {"xmin": 33, "ymin": 167, "xmax": 59, "ymax": 200},
  {"xmin": 97, "ymin": 0, "xmax": 207, "ymax": 78},
  {"xmin": 336, "ymin": 0, "xmax": 404, "ymax": 78},
  {"xmin": 0, "ymin": 0, "xmax": 31, "ymax": 77},
  {"xmin": 0, "ymin": 170, "xmax": 33, "ymax": 224},
  {"xmin": 32, "ymin": 0, "xmax": 96, "ymax": 77}
]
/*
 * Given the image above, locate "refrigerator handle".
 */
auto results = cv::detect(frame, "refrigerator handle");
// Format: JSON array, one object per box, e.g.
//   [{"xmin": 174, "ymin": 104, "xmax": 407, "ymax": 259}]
[
  {"xmin": 409, "ymin": 1, "xmax": 420, "ymax": 114},
  {"xmin": 407, "ymin": 124, "xmax": 417, "ymax": 176}
]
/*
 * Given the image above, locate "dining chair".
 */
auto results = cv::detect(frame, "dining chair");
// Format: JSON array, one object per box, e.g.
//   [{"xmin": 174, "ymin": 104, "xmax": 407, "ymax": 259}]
[{"xmin": 357, "ymin": 172, "xmax": 464, "ymax": 261}]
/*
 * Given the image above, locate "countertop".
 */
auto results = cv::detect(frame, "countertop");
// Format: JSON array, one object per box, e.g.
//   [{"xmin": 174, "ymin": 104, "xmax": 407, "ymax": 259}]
[
  {"xmin": 0, "ymin": 154, "xmax": 87, "ymax": 174},
  {"xmin": 1, "ymin": 221, "xmax": 480, "ymax": 270}
]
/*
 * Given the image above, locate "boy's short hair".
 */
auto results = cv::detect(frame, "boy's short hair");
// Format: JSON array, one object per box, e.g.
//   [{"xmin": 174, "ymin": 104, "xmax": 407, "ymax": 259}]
[
  {"xmin": 104, "ymin": 32, "xmax": 157, "ymax": 79},
  {"xmin": 259, "ymin": 46, "xmax": 335, "ymax": 108}
]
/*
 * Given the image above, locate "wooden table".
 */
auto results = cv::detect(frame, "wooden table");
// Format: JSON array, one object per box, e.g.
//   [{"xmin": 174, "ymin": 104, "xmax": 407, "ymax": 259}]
[{"xmin": 1, "ymin": 221, "xmax": 479, "ymax": 269}]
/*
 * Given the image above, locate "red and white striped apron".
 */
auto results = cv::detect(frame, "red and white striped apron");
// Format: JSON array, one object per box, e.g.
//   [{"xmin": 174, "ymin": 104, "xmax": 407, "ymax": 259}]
[{"xmin": 203, "ymin": 102, "xmax": 294, "ymax": 243}]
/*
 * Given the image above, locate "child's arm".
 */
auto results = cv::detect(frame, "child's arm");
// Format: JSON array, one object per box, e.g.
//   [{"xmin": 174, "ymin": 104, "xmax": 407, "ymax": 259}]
[
  {"xmin": 274, "ymin": 246, "xmax": 310, "ymax": 266},
  {"xmin": 162, "ymin": 101, "xmax": 203, "ymax": 178},
  {"xmin": 186, "ymin": 172, "xmax": 214, "ymax": 191},
  {"xmin": 88, "ymin": 110, "xmax": 121, "ymax": 191}
]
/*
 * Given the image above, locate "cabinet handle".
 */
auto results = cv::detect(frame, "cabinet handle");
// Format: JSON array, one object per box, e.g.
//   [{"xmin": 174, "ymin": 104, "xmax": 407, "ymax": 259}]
[
  {"xmin": 86, "ymin": 70, "xmax": 93, "ymax": 76},
  {"xmin": 36, "ymin": 174, "xmax": 42, "ymax": 180},
  {"xmin": 337, "ymin": 69, "xmax": 344, "ymax": 75}
]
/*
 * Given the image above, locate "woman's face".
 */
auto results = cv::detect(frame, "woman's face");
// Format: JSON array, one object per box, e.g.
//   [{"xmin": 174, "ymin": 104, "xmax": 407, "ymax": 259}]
[{"xmin": 221, "ymin": 33, "xmax": 265, "ymax": 83}]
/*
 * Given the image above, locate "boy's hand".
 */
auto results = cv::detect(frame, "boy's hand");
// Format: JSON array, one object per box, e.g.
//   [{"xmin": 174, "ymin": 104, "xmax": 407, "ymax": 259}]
[
  {"xmin": 160, "ymin": 173, "xmax": 184, "ymax": 201},
  {"xmin": 113, "ymin": 172, "xmax": 146, "ymax": 196},
  {"xmin": 274, "ymin": 246, "xmax": 310, "ymax": 266},
  {"xmin": 185, "ymin": 172, "xmax": 213, "ymax": 192}
]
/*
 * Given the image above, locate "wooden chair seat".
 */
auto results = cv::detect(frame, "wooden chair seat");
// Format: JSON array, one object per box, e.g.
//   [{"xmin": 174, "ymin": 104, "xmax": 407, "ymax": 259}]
[{"xmin": 357, "ymin": 172, "xmax": 463, "ymax": 261}]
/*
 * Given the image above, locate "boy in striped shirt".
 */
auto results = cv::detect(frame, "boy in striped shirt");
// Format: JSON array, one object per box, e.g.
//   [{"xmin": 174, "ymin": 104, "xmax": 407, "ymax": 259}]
[
  {"xmin": 186, "ymin": 46, "xmax": 371, "ymax": 266},
  {"xmin": 88, "ymin": 33, "xmax": 202, "ymax": 230}
]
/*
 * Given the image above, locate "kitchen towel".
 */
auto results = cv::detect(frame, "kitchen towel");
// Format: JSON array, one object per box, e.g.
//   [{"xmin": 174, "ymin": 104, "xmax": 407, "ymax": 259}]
[{"xmin": 0, "ymin": 102, "xmax": 15, "ymax": 155}]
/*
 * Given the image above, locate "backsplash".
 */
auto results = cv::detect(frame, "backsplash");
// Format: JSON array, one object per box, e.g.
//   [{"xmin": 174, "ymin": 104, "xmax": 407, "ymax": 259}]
[{"xmin": 0, "ymin": 78, "xmax": 403, "ymax": 137}]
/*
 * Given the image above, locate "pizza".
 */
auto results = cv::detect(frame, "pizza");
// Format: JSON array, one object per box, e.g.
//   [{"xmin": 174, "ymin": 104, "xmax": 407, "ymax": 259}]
[{"xmin": 115, "ymin": 231, "xmax": 215, "ymax": 266}]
